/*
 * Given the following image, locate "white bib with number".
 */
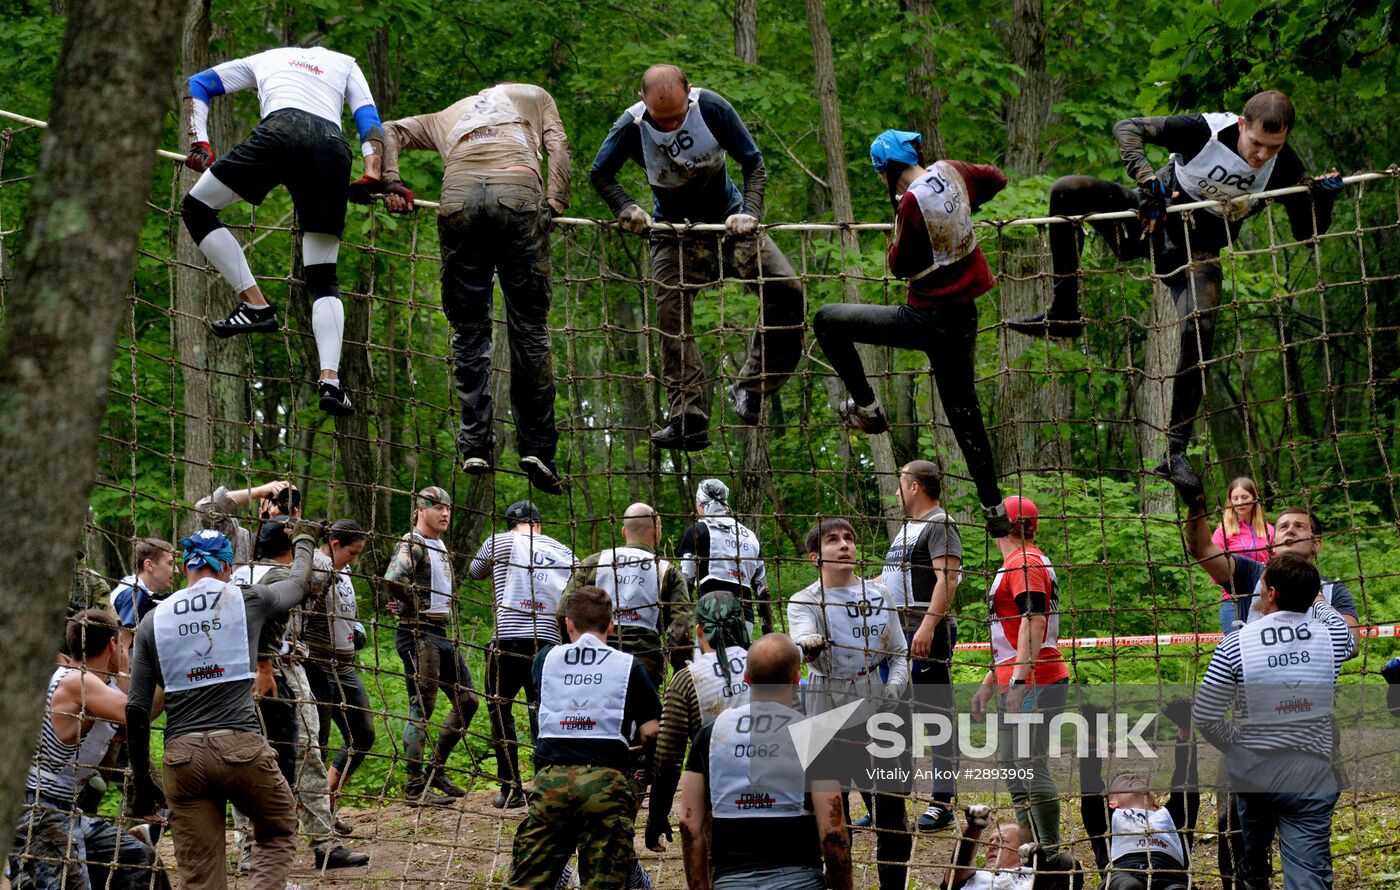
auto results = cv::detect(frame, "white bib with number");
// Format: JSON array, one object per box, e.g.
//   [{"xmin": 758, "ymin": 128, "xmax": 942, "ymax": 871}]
[
  {"xmin": 1108, "ymin": 806, "xmax": 1185, "ymax": 865},
  {"xmin": 709, "ymin": 701, "xmax": 807, "ymax": 818},
  {"xmin": 332, "ymin": 568, "xmax": 358, "ymax": 652},
  {"xmin": 500, "ymin": 533, "xmax": 573, "ymax": 636},
  {"xmin": 593, "ymin": 546, "xmax": 662, "ymax": 631},
  {"xmin": 689, "ymin": 646, "xmax": 751, "ymax": 719},
  {"xmin": 699, "ymin": 517, "xmax": 762, "ymax": 591},
  {"xmin": 153, "ymin": 578, "xmax": 254, "ymax": 693},
  {"xmin": 908, "ymin": 162, "xmax": 977, "ymax": 275},
  {"xmin": 1172, "ymin": 113, "xmax": 1278, "ymax": 221},
  {"xmin": 447, "ymin": 85, "xmax": 527, "ymax": 148},
  {"xmin": 1238, "ymin": 611, "xmax": 1335, "ymax": 724},
  {"xmin": 816, "ymin": 581, "xmax": 893, "ymax": 678},
  {"xmin": 538, "ymin": 634, "xmax": 632, "ymax": 741},
  {"xmin": 628, "ymin": 88, "xmax": 726, "ymax": 190},
  {"xmin": 419, "ymin": 535, "xmax": 453, "ymax": 618}
]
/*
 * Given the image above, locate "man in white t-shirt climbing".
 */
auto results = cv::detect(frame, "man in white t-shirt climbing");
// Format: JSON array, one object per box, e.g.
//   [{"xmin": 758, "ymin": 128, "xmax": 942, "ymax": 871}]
[{"xmin": 181, "ymin": 45, "xmax": 400, "ymax": 416}]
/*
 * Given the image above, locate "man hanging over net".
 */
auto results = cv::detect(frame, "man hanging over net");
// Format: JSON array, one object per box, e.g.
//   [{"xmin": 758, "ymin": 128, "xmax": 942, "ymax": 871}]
[
  {"xmin": 1005, "ymin": 90, "xmax": 1342, "ymax": 481},
  {"xmin": 815, "ymin": 129, "xmax": 1010, "ymax": 537},
  {"xmin": 181, "ymin": 45, "xmax": 391, "ymax": 417},
  {"xmin": 381, "ymin": 83, "xmax": 570, "ymax": 493},
  {"xmin": 590, "ymin": 64, "xmax": 805, "ymax": 451}
]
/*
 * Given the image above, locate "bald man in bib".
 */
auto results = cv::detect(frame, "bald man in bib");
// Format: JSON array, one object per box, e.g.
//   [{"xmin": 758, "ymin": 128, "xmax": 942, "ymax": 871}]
[{"xmin": 590, "ymin": 64, "xmax": 805, "ymax": 451}]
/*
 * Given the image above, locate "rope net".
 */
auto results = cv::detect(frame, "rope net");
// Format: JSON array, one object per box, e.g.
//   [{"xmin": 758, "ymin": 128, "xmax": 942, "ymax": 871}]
[{"xmin": 3, "ymin": 113, "xmax": 1400, "ymax": 888}]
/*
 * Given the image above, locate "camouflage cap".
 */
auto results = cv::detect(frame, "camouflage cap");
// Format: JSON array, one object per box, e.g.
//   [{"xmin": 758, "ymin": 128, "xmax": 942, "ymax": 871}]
[
  {"xmin": 415, "ymin": 486, "xmax": 452, "ymax": 508},
  {"xmin": 695, "ymin": 589, "xmax": 751, "ymax": 657}
]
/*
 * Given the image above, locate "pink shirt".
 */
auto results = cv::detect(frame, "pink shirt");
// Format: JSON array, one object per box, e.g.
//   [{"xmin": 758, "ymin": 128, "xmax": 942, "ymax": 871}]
[{"xmin": 1211, "ymin": 522, "xmax": 1275, "ymax": 600}]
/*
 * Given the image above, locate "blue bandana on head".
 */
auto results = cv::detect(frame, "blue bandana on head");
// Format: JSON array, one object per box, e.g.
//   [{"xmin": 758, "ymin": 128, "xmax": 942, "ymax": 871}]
[
  {"xmin": 180, "ymin": 530, "xmax": 235, "ymax": 573},
  {"xmin": 869, "ymin": 129, "xmax": 923, "ymax": 173}
]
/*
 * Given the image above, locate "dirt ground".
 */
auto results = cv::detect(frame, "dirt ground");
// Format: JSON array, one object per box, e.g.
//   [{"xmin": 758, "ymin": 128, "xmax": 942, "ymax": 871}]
[{"xmin": 5, "ymin": 790, "xmax": 1395, "ymax": 889}]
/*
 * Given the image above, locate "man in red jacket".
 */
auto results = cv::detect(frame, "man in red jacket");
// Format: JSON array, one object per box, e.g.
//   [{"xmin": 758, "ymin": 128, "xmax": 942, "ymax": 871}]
[{"xmin": 813, "ymin": 129, "xmax": 1009, "ymax": 536}]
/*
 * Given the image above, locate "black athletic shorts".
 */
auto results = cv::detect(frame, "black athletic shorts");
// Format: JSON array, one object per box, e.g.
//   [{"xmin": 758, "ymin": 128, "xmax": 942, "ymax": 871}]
[{"xmin": 211, "ymin": 108, "xmax": 353, "ymax": 236}]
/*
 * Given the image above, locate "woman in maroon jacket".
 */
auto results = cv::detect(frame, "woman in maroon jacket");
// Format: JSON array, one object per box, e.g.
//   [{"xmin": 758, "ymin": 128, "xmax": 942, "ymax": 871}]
[{"xmin": 813, "ymin": 129, "xmax": 1010, "ymax": 536}]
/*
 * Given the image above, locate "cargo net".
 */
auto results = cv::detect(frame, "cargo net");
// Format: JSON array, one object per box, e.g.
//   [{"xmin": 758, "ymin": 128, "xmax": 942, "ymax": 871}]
[{"xmin": 3, "ymin": 112, "xmax": 1400, "ymax": 888}]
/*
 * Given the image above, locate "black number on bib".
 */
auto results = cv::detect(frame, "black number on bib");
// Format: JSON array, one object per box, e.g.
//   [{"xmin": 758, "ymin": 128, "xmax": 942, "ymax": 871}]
[
  {"xmin": 734, "ymin": 713, "xmax": 793, "ymax": 734},
  {"xmin": 564, "ymin": 647, "xmax": 612, "ymax": 666},
  {"xmin": 173, "ymin": 590, "xmax": 222, "ymax": 615},
  {"xmin": 1260, "ymin": 625, "xmax": 1311, "ymax": 646}
]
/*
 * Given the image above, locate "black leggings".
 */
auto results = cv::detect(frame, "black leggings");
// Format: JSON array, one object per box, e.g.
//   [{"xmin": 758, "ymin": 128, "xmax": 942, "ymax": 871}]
[
  {"xmin": 258, "ymin": 670, "xmax": 298, "ymax": 786},
  {"xmin": 302, "ymin": 653, "xmax": 377, "ymax": 779},
  {"xmin": 485, "ymin": 638, "xmax": 544, "ymax": 793},
  {"xmin": 1048, "ymin": 175, "xmax": 1228, "ymax": 451},
  {"xmin": 813, "ymin": 299, "xmax": 1002, "ymax": 507},
  {"xmin": 841, "ymin": 792, "xmax": 911, "ymax": 890}
]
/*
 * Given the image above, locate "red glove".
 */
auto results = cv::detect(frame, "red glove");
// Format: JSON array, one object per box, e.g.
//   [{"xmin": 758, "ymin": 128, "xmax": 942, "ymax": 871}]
[
  {"xmin": 348, "ymin": 175, "xmax": 386, "ymax": 205},
  {"xmin": 185, "ymin": 141, "xmax": 215, "ymax": 173}
]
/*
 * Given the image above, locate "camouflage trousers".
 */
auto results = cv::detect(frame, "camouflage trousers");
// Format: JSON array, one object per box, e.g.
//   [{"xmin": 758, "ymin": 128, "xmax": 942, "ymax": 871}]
[
  {"xmin": 233, "ymin": 661, "xmax": 335, "ymax": 859},
  {"xmin": 507, "ymin": 764, "xmax": 638, "ymax": 889}
]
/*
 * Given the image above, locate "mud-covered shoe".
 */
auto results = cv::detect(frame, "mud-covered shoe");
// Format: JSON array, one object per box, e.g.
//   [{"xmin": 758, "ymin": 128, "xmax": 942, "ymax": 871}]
[
  {"xmin": 520, "ymin": 455, "xmax": 565, "ymax": 495},
  {"xmin": 838, "ymin": 398, "xmax": 889, "ymax": 435},
  {"xmin": 728, "ymin": 383, "xmax": 762, "ymax": 425},
  {"xmin": 1005, "ymin": 311, "xmax": 1083, "ymax": 338},
  {"xmin": 405, "ymin": 778, "xmax": 454, "ymax": 807}
]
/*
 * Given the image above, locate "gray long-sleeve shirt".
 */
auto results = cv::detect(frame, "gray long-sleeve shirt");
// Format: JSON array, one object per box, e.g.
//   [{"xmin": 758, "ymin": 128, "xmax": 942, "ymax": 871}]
[{"xmin": 126, "ymin": 538, "xmax": 314, "ymax": 738}]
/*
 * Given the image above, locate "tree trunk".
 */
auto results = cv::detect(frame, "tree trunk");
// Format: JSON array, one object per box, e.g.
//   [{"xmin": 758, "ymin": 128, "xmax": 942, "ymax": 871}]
[
  {"xmin": 805, "ymin": 0, "xmax": 902, "ymax": 541},
  {"xmin": 1003, "ymin": 0, "xmax": 1050, "ymax": 177},
  {"xmin": 1137, "ymin": 283, "xmax": 1179, "ymax": 513},
  {"xmin": 0, "ymin": 0, "xmax": 184, "ymax": 859},
  {"xmin": 734, "ymin": 0, "xmax": 759, "ymax": 64},
  {"xmin": 900, "ymin": 0, "xmax": 946, "ymax": 161},
  {"xmin": 995, "ymin": 238, "xmax": 1072, "ymax": 474},
  {"xmin": 366, "ymin": 28, "xmax": 400, "ymax": 118},
  {"xmin": 177, "ymin": 0, "xmax": 246, "ymax": 508},
  {"xmin": 996, "ymin": 0, "xmax": 1070, "ymax": 481}
]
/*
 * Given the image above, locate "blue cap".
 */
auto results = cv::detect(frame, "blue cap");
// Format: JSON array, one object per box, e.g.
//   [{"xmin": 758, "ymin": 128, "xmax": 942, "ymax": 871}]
[{"xmin": 869, "ymin": 129, "xmax": 923, "ymax": 173}]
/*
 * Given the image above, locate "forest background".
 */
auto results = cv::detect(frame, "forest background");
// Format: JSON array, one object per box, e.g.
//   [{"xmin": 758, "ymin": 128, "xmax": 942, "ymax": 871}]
[{"xmin": 2, "ymin": 0, "xmax": 1400, "ymax": 828}]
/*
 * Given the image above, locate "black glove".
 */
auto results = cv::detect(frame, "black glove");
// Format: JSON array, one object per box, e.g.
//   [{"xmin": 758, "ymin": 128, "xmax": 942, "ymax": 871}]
[
  {"xmin": 644, "ymin": 816, "xmax": 672, "ymax": 852},
  {"xmin": 1137, "ymin": 178, "xmax": 1169, "ymax": 230},
  {"xmin": 1161, "ymin": 454, "xmax": 1205, "ymax": 508},
  {"xmin": 1307, "ymin": 171, "xmax": 1344, "ymax": 193},
  {"xmin": 348, "ymin": 175, "xmax": 388, "ymax": 205},
  {"xmin": 128, "ymin": 770, "xmax": 162, "ymax": 821},
  {"xmin": 185, "ymin": 141, "xmax": 215, "ymax": 173}
]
